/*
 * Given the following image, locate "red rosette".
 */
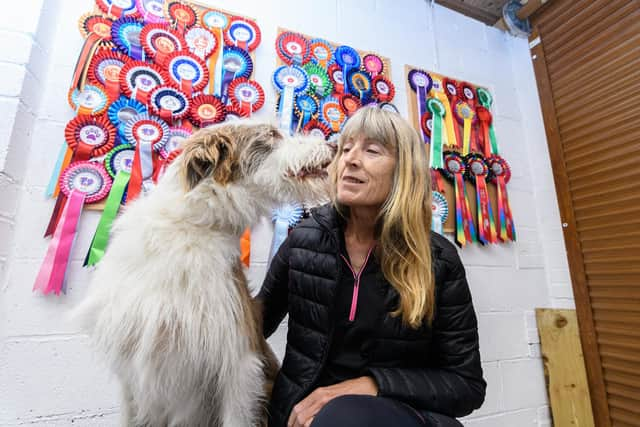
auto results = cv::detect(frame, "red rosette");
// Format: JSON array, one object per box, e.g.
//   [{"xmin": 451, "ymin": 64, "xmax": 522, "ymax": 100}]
[
  {"xmin": 64, "ymin": 114, "xmax": 117, "ymax": 158},
  {"xmin": 119, "ymin": 60, "xmax": 165, "ymax": 103},
  {"xmin": 327, "ymin": 63, "xmax": 344, "ymax": 94},
  {"xmin": 371, "ymin": 75, "xmax": 395, "ymax": 102},
  {"xmin": 139, "ymin": 23, "xmax": 186, "ymax": 65},
  {"xmin": 89, "ymin": 50, "xmax": 129, "ymax": 99},
  {"xmin": 420, "ymin": 110, "xmax": 433, "ymax": 140},
  {"xmin": 442, "ymin": 77, "xmax": 460, "ymax": 100},
  {"xmin": 228, "ymin": 78, "xmax": 265, "ymax": 113},
  {"xmin": 189, "ymin": 94, "xmax": 226, "ymax": 127},
  {"xmin": 302, "ymin": 119, "xmax": 332, "ymax": 140},
  {"xmin": 224, "ymin": 104, "xmax": 249, "ymax": 121},
  {"xmin": 162, "ymin": 51, "xmax": 209, "ymax": 94},
  {"xmin": 276, "ymin": 32, "xmax": 310, "ymax": 65},
  {"xmin": 166, "ymin": 1, "xmax": 197, "ymax": 30},
  {"xmin": 460, "ymin": 81, "xmax": 476, "ymax": 105},
  {"xmin": 224, "ymin": 16, "xmax": 261, "ymax": 52},
  {"xmin": 78, "ymin": 13, "xmax": 115, "ymax": 44},
  {"xmin": 339, "ymin": 94, "xmax": 361, "ymax": 116}
]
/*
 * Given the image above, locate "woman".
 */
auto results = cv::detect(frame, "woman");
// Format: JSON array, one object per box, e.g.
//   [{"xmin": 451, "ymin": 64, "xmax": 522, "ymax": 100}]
[{"xmin": 258, "ymin": 106, "xmax": 486, "ymax": 427}]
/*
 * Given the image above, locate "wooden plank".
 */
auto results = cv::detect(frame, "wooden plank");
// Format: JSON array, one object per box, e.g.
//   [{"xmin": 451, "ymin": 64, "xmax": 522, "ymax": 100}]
[
  {"xmin": 528, "ymin": 25, "xmax": 611, "ymax": 426},
  {"xmin": 536, "ymin": 308, "xmax": 596, "ymax": 427}
]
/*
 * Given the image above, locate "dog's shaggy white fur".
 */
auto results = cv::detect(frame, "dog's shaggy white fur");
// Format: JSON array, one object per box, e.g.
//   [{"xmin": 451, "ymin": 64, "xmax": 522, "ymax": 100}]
[{"xmin": 72, "ymin": 122, "xmax": 334, "ymax": 427}]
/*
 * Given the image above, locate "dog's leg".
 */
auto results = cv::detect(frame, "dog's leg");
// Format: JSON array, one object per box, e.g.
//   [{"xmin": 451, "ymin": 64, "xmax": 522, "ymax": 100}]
[
  {"xmin": 220, "ymin": 353, "xmax": 265, "ymax": 427},
  {"xmin": 120, "ymin": 382, "xmax": 140, "ymax": 427}
]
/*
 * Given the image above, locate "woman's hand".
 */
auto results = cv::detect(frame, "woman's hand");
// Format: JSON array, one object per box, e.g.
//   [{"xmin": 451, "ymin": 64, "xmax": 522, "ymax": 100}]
[{"xmin": 287, "ymin": 376, "xmax": 378, "ymax": 427}]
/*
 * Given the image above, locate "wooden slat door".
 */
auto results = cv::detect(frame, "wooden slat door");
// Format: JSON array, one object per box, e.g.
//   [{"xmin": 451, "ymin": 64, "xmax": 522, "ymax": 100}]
[{"xmin": 529, "ymin": 1, "xmax": 640, "ymax": 426}]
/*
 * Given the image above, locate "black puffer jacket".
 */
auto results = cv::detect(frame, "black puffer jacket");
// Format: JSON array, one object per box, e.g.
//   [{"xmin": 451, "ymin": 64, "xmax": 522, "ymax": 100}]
[{"xmin": 258, "ymin": 204, "xmax": 486, "ymax": 426}]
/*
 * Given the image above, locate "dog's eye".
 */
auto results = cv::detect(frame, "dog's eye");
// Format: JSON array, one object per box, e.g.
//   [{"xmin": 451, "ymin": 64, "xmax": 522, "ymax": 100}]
[{"xmin": 269, "ymin": 129, "xmax": 283, "ymax": 140}]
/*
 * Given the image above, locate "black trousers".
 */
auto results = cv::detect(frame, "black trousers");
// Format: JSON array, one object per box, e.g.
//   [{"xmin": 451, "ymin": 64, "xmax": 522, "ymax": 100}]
[{"xmin": 310, "ymin": 395, "xmax": 463, "ymax": 427}]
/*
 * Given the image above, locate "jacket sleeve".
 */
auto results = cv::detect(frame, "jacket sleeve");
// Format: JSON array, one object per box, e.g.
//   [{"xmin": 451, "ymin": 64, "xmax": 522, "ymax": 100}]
[
  {"xmin": 365, "ymin": 243, "xmax": 486, "ymax": 417},
  {"xmin": 256, "ymin": 237, "xmax": 290, "ymax": 339}
]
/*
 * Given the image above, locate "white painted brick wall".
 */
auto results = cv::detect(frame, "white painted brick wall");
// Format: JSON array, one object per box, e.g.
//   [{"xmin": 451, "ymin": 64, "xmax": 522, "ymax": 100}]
[{"xmin": 0, "ymin": 1, "xmax": 575, "ymax": 425}]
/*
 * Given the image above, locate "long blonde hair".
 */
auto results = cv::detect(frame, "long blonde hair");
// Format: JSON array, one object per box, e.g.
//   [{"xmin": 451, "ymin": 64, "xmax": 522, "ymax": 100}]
[{"xmin": 329, "ymin": 106, "xmax": 435, "ymax": 328}]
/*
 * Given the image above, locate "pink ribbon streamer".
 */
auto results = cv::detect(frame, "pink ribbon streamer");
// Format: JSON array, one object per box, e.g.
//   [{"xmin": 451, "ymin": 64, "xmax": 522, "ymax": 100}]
[{"xmin": 33, "ymin": 190, "xmax": 86, "ymax": 295}]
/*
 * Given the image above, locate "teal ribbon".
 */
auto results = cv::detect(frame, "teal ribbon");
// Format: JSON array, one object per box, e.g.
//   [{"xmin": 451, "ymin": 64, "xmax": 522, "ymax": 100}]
[
  {"xmin": 45, "ymin": 143, "xmax": 68, "ymax": 197},
  {"xmin": 85, "ymin": 171, "xmax": 130, "ymax": 266}
]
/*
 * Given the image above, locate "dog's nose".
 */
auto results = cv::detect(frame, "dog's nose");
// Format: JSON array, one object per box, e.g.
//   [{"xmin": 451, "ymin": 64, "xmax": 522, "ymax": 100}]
[{"xmin": 327, "ymin": 142, "xmax": 338, "ymax": 155}]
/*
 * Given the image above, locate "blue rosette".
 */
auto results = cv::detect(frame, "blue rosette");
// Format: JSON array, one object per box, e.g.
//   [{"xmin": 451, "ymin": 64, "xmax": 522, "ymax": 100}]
[
  {"xmin": 347, "ymin": 70, "xmax": 372, "ymax": 101},
  {"xmin": 334, "ymin": 45, "xmax": 361, "ymax": 94},
  {"xmin": 273, "ymin": 65, "xmax": 309, "ymax": 134},
  {"xmin": 111, "ymin": 17, "xmax": 145, "ymax": 60},
  {"xmin": 431, "ymin": 191, "xmax": 449, "ymax": 235},
  {"xmin": 294, "ymin": 94, "xmax": 318, "ymax": 132},
  {"xmin": 108, "ymin": 96, "xmax": 147, "ymax": 140},
  {"xmin": 269, "ymin": 202, "xmax": 304, "ymax": 263},
  {"xmin": 220, "ymin": 46, "xmax": 253, "ymax": 103}
]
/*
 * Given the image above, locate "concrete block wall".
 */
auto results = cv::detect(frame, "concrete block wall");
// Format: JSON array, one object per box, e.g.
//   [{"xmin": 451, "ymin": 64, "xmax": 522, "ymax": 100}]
[{"xmin": 0, "ymin": 0, "xmax": 573, "ymax": 425}]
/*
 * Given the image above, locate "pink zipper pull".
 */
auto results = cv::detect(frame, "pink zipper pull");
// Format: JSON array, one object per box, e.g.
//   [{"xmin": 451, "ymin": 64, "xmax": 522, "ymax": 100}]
[{"xmin": 341, "ymin": 244, "xmax": 375, "ymax": 322}]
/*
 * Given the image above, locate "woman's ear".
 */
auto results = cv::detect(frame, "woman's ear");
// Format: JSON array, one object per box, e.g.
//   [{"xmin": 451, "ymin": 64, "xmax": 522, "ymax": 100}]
[{"xmin": 181, "ymin": 128, "xmax": 236, "ymax": 190}]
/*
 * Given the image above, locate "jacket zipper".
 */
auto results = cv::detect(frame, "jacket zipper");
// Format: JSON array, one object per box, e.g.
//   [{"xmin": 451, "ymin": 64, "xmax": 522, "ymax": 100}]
[{"xmin": 340, "ymin": 244, "xmax": 375, "ymax": 322}]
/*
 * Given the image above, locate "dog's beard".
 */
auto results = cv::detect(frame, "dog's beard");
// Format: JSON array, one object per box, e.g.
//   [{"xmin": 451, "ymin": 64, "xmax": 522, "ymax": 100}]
[{"xmin": 251, "ymin": 139, "xmax": 333, "ymax": 206}]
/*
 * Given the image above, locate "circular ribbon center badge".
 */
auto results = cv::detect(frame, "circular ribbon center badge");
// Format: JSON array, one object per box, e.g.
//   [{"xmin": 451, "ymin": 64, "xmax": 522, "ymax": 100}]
[{"xmin": 60, "ymin": 161, "xmax": 112, "ymax": 203}]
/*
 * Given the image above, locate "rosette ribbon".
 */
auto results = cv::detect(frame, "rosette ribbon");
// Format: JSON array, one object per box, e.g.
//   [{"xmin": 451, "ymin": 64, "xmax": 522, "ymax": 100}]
[
  {"xmin": 430, "ymin": 79, "xmax": 459, "ymax": 149},
  {"xmin": 426, "ymin": 98, "xmax": 446, "ymax": 169},
  {"xmin": 200, "ymin": 10, "xmax": 228, "ymax": 96},
  {"xmin": 455, "ymin": 101, "xmax": 476, "ymax": 155},
  {"xmin": 111, "ymin": 17, "xmax": 145, "ymax": 60},
  {"xmin": 294, "ymin": 94, "xmax": 318, "ymax": 132},
  {"xmin": 44, "ymin": 115, "xmax": 116, "ymax": 235},
  {"xmin": 228, "ymin": 78, "xmax": 265, "ymax": 116},
  {"xmin": 225, "ymin": 17, "xmax": 261, "ymax": 52},
  {"xmin": 465, "ymin": 154, "xmax": 497, "ymax": 245},
  {"xmin": 487, "ymin": 155, "xmax": 516, "ymax": 242},
  {"xmin": 308, "ymin": 38, "xmax": 333, "ymax": 68},
  {"xmin": 72, "ymin": 14, "xmax": 114, "ymax": 91},
  {"xmin": 334, "ymin": 46, "xmax": 360, "ymax": 95},
  {"xmin": 303, "ymin": 63, "xmax": 332, "ymax": 98},
  {"xmin": 443, "ymin": 152, "xmax": 476, "ymax": 246},
  {"xmin": 84, "ymin": 144, "xmax": 134, "ymax": 266},
  {"xmin": 35, "ymin": 162, "xmax": 111, "ymax": 294},
  {"xmin": 269, "ymin": 203, "xmax": 304, "ymax": 263},
  {"xmin": 164, "ymin": 51, "xmax": 209, "ymax": 97},
  {"xmin": 408, "ymin": 69, "xmax": 432, "ymax": 143},
  {"xmin": 431, "ymin": 191, "xmax": 448, "ymax": 235},
  {"xmin": 362, "ymin": 54, "xmax": 384, "ymax": 78},
  {"xmin": 477, "ymin": 87, "xmax": 500, "ymax": 155},
  {"xmin": 123, "ymin": 113, "xmax": 169, "ymax": 201},
  {"xmin": 219, "ymin": 46, "xmax": 252, "ymax": 103},
  {"xmin": 273, "ymin": 65, "xmax": 308, "ymax": 135}
]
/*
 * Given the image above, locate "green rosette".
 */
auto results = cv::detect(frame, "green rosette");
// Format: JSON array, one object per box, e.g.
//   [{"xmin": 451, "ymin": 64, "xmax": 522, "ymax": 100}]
[{"xmin": 303, "ymin": 62, "xmax": 332, "ymax": 98}]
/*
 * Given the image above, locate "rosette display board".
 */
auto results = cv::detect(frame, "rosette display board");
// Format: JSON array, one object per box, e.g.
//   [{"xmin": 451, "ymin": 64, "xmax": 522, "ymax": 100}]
[
  {"xmin": 269, "ymin": 28, "xmax": 396, "ymax": 260},
  {"xmin": 273, "ymin": 28, "xmax": 396, "ymax": 140},
  {"xmin": 404, "ymin": 65, "xmax": 515, "ymax": 245},
  {"xmin": 38, "ymin": 1, "xmax": 263, "ymax": 289}
]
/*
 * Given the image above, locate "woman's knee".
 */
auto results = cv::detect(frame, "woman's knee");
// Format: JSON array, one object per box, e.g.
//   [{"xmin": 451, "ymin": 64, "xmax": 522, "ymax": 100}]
[{"xmin": 310, "ymin": 395, "xmax": 378, "ymax": 427}]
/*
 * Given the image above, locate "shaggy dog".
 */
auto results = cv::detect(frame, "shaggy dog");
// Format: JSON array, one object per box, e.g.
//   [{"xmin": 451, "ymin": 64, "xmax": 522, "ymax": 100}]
[{"xmin": 72, "ymin": 122, "xmax": 334, "ymax": 427}]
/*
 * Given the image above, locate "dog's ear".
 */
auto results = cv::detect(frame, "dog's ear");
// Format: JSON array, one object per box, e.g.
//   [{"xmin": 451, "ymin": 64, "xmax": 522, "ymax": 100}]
[{"xmin": 182, "ymin": 129, "xmax": 236, "ymax": 190}]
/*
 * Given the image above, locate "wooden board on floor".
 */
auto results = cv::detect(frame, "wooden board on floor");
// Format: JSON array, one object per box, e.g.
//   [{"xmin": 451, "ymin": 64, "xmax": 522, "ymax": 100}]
[{"xmin": 536, "ymin": 309, "xmax": 595, "ymax": 427}]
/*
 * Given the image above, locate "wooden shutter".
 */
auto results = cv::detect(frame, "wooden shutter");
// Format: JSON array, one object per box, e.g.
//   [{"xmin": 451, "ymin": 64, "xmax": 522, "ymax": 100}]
[{"xmin": 529, "ymin": 1, "xmax": 640, "ymax": 426}]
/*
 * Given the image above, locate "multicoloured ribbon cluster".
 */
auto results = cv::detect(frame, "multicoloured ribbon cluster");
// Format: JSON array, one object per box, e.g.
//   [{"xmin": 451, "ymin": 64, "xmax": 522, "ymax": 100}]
[
  {"xmin": 408, "ymin": 68, "xmax": 515, "ymax": 245},
  {"xmin": 270, "ymin": 31, "xmax": 397, "ymax": 260},
  {"xmin": 38, "ymin": 1, "xmax": 264, "ymax": 294},
  {"xmin": 273, "ymin": 31, "xmax": 396, "ymax": 140}
]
